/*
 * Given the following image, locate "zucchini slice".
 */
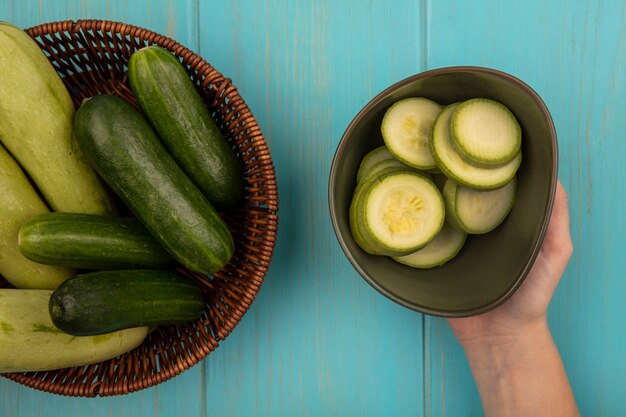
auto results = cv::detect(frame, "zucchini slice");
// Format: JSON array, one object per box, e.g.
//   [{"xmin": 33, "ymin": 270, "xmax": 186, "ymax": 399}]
[
  {"xmin": 354, "ymin": 170, "xmax": 444, "ymax": 256},
  {"xmin": 443, "ymin": 177, "xmax": 517, "ymax": 234},
  {"xmin": 393, "ymin": 222, "xmax": 466, "ymax": 268},
  {"xmin": 451, "ymin": 98, "xmax": 521, "ymax": 166},
  {"xmin": 350, "ymin": 179, "xmax": 382, "ymax": 255},
  {"xmin": 350, "ymin": 198, "xmax": 381, "ymax": 255},
  {"xmin": 382, "ymin": 98, "xmax": 442, "ymax": 170},
  {"xmin": 431, "ymin": 104, "xmax": 521, "ymax": 189},
  {"xmin": 350, "ymin": 165, "xmax": 409, "ymax": 255},
  {"xmin": 361, "ymin": 158, "xmax": 433, "ymax": 184},
  {"xmin": 356, "ymin": 146, "xmax": 394, "ymax": 183}
]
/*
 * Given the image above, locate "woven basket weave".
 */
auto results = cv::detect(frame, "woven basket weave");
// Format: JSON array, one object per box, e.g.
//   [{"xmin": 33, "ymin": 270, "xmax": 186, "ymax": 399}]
[{"xmin": 0, "ymin": 20, "xmax": 278, "ymax": 396}]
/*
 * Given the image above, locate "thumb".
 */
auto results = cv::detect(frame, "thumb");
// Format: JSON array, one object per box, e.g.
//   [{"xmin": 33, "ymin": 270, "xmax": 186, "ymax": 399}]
[{"xmin": 541, "ymin": 180, "xmax": 574, "ymax": 273}]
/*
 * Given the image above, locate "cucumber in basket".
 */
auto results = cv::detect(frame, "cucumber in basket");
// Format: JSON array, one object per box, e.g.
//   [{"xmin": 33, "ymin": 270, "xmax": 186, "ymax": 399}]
[
  {"xmin": 128, "ymin": 46, "xmax": 244, "ymax": 209},
  {"xmin": 49, "ymin": 270, "xmax": 205, "ymax": 336},
  {"xmin": 350, "ymin": 169, "xmax": 444, "ymax": 256},
  {"xmin": 393, "ymin": 222, "xmax": 466, "ymax": 268},
  {"xmin": 443, "ymin": 177, "xmax": 517, "ymax": 234},
  {"xmin": 19, "ymin": 213, "xmax": 176, "ymax": 270},
  {"xmin": 431, "ymin": 103, "xmax": 522, "ymax": 189},
  {"xmin": 0, "ymin": 23, "xmax": 115, "ymax": 215},
  {"xmin": 0, "ymin": 144, "xmax": 73, "ymax": 289},
  {"xmin": 74, "ymin": 95, "xmax": 234, "ymax": 275},
  {"xmin": 381, "ymin": 98, "xmax": 442, "ymax": 170},
  {"xmin": 0, "ymin": 289, "xmax": 148, "ymax": 373},
  {"xmin": 451, "ymin": 98, "xmax": 521, "ymax": 166}
]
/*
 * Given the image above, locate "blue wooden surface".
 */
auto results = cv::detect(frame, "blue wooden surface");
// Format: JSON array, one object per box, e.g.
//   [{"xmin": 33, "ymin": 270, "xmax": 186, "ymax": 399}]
[{"xmin": 1, "ymin": 1, "xmax": 625, "ymax": 416}]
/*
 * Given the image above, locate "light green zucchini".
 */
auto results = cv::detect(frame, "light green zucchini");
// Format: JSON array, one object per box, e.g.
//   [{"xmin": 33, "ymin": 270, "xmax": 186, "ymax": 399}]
[
  {"xmin": 393, "ymin": 222, "xmax": 467, "ymax": 268},
  {"xmin": 0, "ymin": 22, "xmax": 115, "ymax": 215},
  {"xmin": 356, "ymin": 146, "xmax": 394, "ymax": 183},
  {"xmin": 431, "ymin": 103, "xmax": 522, "ymax": 189},
  {"xmin": 0, "ymin": 144, "xmax": 73, "ymax": 289},
  {"xmin": 351, "ymin": 169, "xmax": 444, "ymax": 256},
  {"xmin": 382, "ymin": 98, "xmax": 442, "ymax": 170},
  {"xmin": 443, "ymin": 177, "xmax": 517, "ymax": 234},
  {"xmin": 0, "ymin": 289, "xmax": 148, "ymax": 373},
  {"xmin": 359, "ymin": 158, "xmax": 433, "ymax": 184},
  {"xmin": 451, "ymin": 98, "xmax": 521, "ymax": 166}
]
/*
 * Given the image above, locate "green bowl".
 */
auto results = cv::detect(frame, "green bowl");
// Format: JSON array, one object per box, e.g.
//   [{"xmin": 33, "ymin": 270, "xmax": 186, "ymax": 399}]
[{"xmin": 329, "ymin": 67, "xmax": 557, "ymax": 317}]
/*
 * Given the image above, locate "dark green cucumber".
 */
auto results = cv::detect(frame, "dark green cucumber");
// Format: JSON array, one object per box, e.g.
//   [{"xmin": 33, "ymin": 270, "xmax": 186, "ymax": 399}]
[
  {"xmin": 49, "ymin": 270, "xmax": 205, "ymax": 336},
  {"xmin": 18, "ymin": 213, "xmax": 176, "ymax": 270},
  {"xmin": 128, "ymin": 46, "xmax": 244, "ymax": 209},
  {"xmin": 74, "ymin": 95, "xmax": 234, "ymax": 275}
]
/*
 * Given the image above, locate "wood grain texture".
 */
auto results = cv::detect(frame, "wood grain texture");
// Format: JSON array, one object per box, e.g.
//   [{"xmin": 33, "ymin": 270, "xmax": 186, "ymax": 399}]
[
  {"xmin": 2, "ymin": 0, "xmax": 626, "ymax": 416},
  {"xmin": 425, "ymin": 1, "xmax": 626, "ymax": 416},
  {"xmin": 0, "ymin": 0, "xmax": 198, "ymax": 49},
  {"xmin": 197, "ymin": 1, "xmax": 426, "ymax": 416}
]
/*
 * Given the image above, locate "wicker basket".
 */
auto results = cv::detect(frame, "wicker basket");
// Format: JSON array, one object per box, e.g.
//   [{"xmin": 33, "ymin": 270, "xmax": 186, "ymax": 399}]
[{"xmin": 0, "ymin": 20, "xmax": 278, "ymax": 396}]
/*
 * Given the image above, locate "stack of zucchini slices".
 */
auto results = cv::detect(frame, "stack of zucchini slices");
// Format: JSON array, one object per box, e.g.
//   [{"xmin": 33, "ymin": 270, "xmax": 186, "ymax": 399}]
[{"xmin": 349, "ymin": 97, "xmax": 521, "ymax": 268}]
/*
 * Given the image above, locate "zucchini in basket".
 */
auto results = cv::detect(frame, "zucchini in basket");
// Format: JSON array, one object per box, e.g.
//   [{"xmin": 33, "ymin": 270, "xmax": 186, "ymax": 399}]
[
  {"xmin": 0, "ymin": 22, "xmax": 115, "ymax": 215},
  {"xmin": 0, "ymin": 144, "xmax": 73, "ymax": 289},
  {"xmin": 0, "ymin": 289, "xmax": 148, "ymax": 373}
]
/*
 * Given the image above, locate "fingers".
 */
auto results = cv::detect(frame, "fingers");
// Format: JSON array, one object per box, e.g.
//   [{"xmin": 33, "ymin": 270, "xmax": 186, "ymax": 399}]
[{"xmin": 542, "ymin": 180, "xmax": 573, "ymax": 270}]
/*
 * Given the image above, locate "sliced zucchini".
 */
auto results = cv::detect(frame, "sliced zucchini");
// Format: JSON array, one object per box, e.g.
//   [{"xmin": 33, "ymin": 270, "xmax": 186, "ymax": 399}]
[
  {"xmin": 393, "ymin": 222, "xmax": 466, "ymax": 268},
  {"xmin": 354, "ymin": 170, "xmax": 444, "ymax": 256},
  {"xmin": 382, "ymin": 98, "xmax": 442, "ymax": 170},
  {"xmin": 358, "ymin": 153, "xmax": 401, "ymax": 183},
  {"xmin": 451, "ymin": 98, "xmax": 521, "ymax": 166},
  {"xmin": 349, "ymin": 191, "xmax": 381, "ymax": 255},
  {"xmin": 350, "ymin": 165, "xmax": 408, "ymax": 255},
  {"xmin": 443, "ymin": 177, "xmax": 517, "ymax": 234},
  {"xmin": 356, "ymin": 146, "xmax": 394, "ymax": 183},
  {"xmin": 431, "ymin": 104, "xmax": 521, "ymax": 189},
  {"xmin": 361, "ymin": 158, "xmax": 433, "ymax": 184}
]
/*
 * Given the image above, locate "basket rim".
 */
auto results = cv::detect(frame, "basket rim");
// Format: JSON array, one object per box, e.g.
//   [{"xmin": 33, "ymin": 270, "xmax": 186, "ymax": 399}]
[{"xmin": 1, "ymin": 18, "xmax": 279, "ymax": 396}]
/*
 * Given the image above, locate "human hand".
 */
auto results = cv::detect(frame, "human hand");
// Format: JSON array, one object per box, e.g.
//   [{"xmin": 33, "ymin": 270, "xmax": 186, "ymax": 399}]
[
  {"xmin": 446, "ymin": 180, "xmax": 580, "ymax": 417},
  {"xmin": 448, "ymin": 180, "xmax": 573, "ymax": 346}
]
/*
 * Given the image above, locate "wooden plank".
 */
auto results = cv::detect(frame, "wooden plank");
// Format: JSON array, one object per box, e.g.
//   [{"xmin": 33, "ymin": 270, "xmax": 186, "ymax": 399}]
[
  {"xmin": 197, "ymin": 1, "xmax": 427, "ymax": 416},
  {"xmin": 425, "ymin": 1, "xmax": 626, "ymax": 415},
  {"xmin": 0, "ymin": 0, "xmax": 198, "ymax": 49},
  {"xmin": 0, "ymin": 1, "xmax": 203, "ymax": 416},
  {"xmin": 1, "ymin": 369, "xmax": 204, "ymax": 417}
]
